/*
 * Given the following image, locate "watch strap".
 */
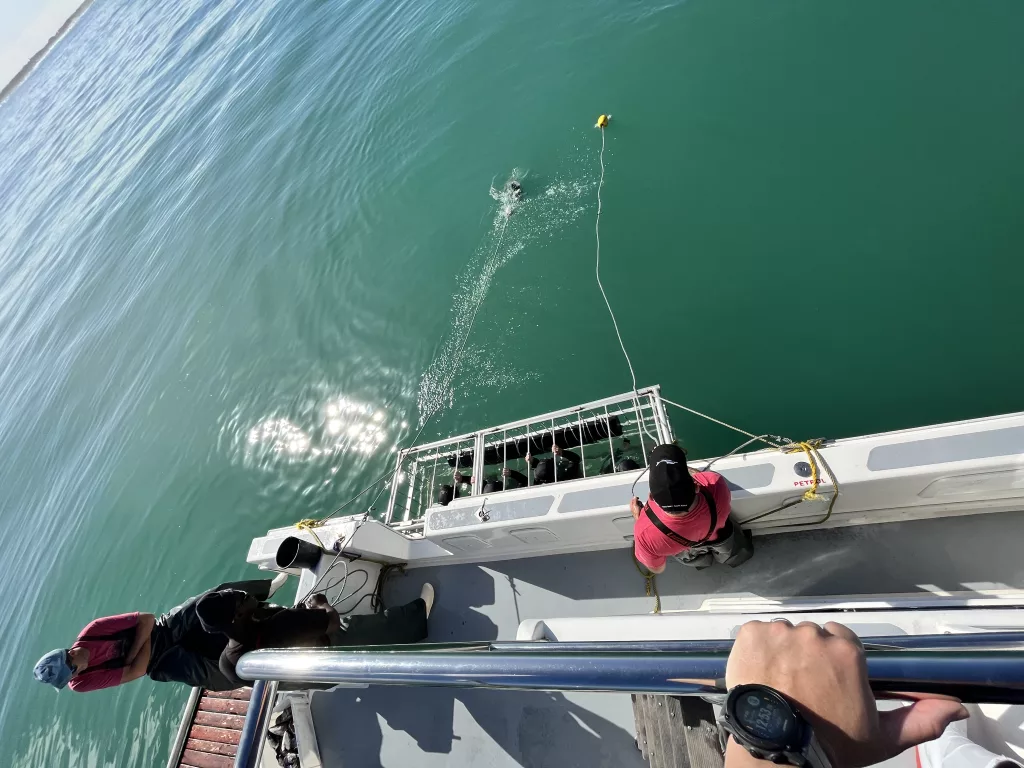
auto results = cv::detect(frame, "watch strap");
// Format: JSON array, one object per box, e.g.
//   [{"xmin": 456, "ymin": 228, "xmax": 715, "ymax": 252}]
[{"xmin": 803, "ymin": 729, "xmax": 832, "ymax": 768}]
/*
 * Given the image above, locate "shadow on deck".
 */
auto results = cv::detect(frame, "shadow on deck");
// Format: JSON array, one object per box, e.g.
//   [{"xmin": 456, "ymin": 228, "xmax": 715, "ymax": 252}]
[{"xmin": 310, "ymin": 511, "xmax": 1024, "ymax": 768}]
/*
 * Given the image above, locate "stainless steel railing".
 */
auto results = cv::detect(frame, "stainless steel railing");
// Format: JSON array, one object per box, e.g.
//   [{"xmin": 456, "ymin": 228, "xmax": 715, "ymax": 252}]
[
  {"xmin": 234, "ymin": 634, "xmax": 1024, "ymax": 705},
  {"xmin": 233, "ymin": 679, "xmax": 278, "ymax": 768}
]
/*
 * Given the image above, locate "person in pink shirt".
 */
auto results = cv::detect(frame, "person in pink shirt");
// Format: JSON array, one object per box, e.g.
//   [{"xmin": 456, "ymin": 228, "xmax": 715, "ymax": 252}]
[
  {"xmin": 33, "ymin": 577, "xmax": 283, "ymax": 693},
  {"xmin": 34, "ymin": 612, "xmax": 156, "ymax": 692},
  {"xmin": 631, "ymin": 444, "xmax": 739, "ymax": 573}
]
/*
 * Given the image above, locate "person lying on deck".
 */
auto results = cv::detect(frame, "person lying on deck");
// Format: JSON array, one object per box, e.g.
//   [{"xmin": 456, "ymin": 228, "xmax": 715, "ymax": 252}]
[
  {"xmin": 195, "ymin": 582, "xmax": 435, "ymax": 689},
  {"xmin": 32, "ymin": 577, "xmax": 287, "ymax": 693},
  {"xmin": 630, "ymin": 444, "xmax": 733, "ymax": 573},
  {"xmin": 526, "ymin": 444, "xmax": 581, "ymax": 484}
]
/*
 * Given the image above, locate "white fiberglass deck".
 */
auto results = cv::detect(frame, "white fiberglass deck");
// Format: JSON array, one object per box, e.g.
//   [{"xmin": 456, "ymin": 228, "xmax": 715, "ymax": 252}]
[{"xmin": 305, "ymin": 508, "xmax": 1024, "ymax": 768}]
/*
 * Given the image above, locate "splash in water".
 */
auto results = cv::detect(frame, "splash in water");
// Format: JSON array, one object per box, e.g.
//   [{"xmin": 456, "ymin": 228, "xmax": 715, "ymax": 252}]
[
  {"xmin": 417, "ymin": 160, "xmax": 595, "ymax": 421},
  {"xmin": 490, "ymin": 167, "xmax": 526, "ymax": 219}
]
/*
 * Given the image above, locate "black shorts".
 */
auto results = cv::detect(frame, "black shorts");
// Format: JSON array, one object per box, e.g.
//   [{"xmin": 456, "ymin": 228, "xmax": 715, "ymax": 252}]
[{"xmin": 148, "ymin": 579, "xmax": 273, "ymax": 690}]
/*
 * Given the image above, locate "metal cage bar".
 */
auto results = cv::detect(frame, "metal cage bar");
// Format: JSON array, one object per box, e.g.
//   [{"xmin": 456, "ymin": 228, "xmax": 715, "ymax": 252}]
[
  {"xmin": 551, "ymin": 417, "xmax": 557, "ymax": 484},
  {"xmin": 386, "ymin": 387, "xmax": 668, "ymax": 525},
  {"xmin": 634, "ymin": 398, "xmax": 649, "ymax": 462},
  {"xmin": 472, "ymin": 431, "xmax": 485, "ymax": 496}
]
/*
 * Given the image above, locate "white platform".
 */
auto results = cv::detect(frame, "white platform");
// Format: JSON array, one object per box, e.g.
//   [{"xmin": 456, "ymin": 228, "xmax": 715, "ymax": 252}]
[{"xmin": 249, "ymin": 410, "xmax": 1024, "ymax": 572}]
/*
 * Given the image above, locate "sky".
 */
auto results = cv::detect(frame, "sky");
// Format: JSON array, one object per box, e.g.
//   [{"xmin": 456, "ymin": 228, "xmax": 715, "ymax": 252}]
[{"xmin": 0, "ymin": 0, "xmax": 87, "ymax": 89}]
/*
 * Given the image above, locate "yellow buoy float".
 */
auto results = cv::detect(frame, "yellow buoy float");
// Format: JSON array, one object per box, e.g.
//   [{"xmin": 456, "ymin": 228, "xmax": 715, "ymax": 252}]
[{"xmin": 595, "ymin": 114, "xmax": 610, "ymax": 129}]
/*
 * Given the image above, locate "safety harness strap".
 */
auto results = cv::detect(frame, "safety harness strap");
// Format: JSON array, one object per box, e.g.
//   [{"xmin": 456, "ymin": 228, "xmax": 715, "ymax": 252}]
[{"xmin": 644, "ymin": 488, "xmax": 718, "ymax": 548}]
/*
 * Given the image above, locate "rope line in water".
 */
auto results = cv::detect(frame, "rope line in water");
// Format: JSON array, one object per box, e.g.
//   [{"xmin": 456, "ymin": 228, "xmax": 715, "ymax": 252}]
[
  {"xmin": 595, "ymin": 128, "xmax": 640, "ymax": 395},
  {"xmin": 660, "ymin": 397, "xmax": 784, "ymax": 450},
  {"xmin": 593, "ymin": 126, "xmax": 658, "ymax": 444},
  {"xmin": 588, "ymin": 119, "xmax": 840, "ymax": 611},
  {"xmin": 592, "ymin": 122, "xmax": 784, "ymax": 454}
]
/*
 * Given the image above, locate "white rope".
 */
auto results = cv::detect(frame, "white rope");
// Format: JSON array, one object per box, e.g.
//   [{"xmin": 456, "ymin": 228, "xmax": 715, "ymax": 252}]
[
  {"xmin": 660, "ymin": 396, "xmax": 783, "ymax": 449},
  {"xmin": 591, "ymin": 125, "xmax": 777, "ymax": 453},
  {"xmin": 594, "ymin": 127, "xmax": 657, "ymax": 443},
  {"xmin": 595, "ymin": 128, "xmax": 639, "ymax": 393}
]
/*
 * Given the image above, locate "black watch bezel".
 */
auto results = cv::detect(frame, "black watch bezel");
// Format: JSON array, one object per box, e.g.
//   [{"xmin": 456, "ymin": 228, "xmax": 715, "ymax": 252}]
[{"xmin": 724, "ymin": 684, "xmax": 806, "ymax": 754}]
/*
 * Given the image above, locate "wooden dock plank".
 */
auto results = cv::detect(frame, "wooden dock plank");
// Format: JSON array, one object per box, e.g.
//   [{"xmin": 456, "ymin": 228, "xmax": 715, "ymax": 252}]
[
  {"xmin": 180, "ymin": 749, "xmax": 234, "ymax": 768},
  {"xmin": 188, "ymin": 725, "xmax": 242, "ymax": 746},
  {"xmin": 185, "ymin": 738, "xmax": 238, "ymax": 757},
  {"xmin": 193, "ymin": 711, "xmax": 246, "ymax": 730},
  {"xmin": 205, "ymin": 687, "xmax": 252, "ymax": 701},
  {"xmin": 199, "ymin": 696, "xmax": 249, "ymax": 715},
  {"xmin": 173, "ymin": 686, "xmax": 253, "ymax": 768}
]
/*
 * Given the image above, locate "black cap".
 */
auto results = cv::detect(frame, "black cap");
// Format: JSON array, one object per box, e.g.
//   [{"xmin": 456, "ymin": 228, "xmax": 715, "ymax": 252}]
[
  {"xmin": 533, "ymin": 459, "xmax": 554, "ymax": 484},
  {"xmin": 648, "ymin": 444, "xmax": 695, "ymax": 512}
]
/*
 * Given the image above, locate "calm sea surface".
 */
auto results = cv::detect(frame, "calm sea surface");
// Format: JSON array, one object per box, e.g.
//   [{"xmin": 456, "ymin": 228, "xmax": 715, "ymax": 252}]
[{"xmin": 1, "ymin": 0, "xmax": 1022, "ymax": 764}]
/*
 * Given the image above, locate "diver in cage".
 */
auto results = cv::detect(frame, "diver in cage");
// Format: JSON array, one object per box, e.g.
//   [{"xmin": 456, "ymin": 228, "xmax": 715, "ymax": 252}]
[{"xmin": 526, "ymin": 443, "xmax": 582, "ymax": 485}]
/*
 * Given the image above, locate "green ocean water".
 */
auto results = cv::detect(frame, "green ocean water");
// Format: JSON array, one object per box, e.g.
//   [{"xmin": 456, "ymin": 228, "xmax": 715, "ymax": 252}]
[{"xmin": 0, "ymin": 0, "xmax": 1022, "ymax": 764}]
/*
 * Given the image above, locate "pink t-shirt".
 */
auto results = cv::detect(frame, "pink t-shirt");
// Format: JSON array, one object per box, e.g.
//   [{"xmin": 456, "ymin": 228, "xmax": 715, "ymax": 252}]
[
  {"xmin": 633, "ymin": 471, "xmax": 732, "ymax": 570},
  {"xmin": 68, "ymin": 612, "xmax": 139, "ymax": 692}
]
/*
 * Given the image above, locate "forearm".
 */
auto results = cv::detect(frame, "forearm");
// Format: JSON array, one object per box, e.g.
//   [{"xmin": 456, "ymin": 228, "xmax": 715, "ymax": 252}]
[
  {"xmin": 126, "ymin": 613, "xmax": 155, "ymax": 663},
  {"xmin": 725, "ymin": 737, "xmax": 765, "ymax": 768},
  {"xmin": 121, "ymin": 638, "xmax": 152, "ymax": 684}
]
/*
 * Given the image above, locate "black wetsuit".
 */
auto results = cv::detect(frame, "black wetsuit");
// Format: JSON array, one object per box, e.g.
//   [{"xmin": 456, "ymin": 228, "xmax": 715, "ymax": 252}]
[
  {"xmin": 533, "ymin": 450, "xmax": 582, "ymax": 484},
  {"xmin": 147, "ymin": 579, "xmax": 275, "ymax": 691},
  {"xmin": 482, "ymin": 469, "xmax": 529, "ymax": 493}
]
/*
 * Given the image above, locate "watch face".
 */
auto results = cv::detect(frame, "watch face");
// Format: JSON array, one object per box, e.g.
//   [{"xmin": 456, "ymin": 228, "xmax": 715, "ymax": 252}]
[{"xmin": 733, "ymin": 688, "xmax": 796, "ymax": 745}]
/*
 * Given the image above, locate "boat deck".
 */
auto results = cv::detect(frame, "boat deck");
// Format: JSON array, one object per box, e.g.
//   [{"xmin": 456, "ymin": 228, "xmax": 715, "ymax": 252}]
[{"xmin": 307, "ymin": 509, "xmax": 1024, "ymax": 768}]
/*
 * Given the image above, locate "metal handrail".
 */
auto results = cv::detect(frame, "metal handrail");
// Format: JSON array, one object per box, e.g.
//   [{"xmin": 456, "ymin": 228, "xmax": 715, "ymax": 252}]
[
  {"xmin": 489, "ymin": 633, "xmax": 1024, "ymax": 652},
  {"xmin": 165, "ymin": 687, "xmax": 202, "ymax": 768},
  {"xmin": 235, "ymin": 635, "xmax": 1024, "ymax": 705},
  {"xmin": 233, "ymin": 679, "xmax": 278, "ymax": 768}
]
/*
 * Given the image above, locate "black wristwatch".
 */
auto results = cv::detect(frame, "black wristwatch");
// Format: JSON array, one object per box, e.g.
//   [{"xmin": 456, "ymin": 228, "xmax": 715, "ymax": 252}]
[{"xmin": 719, "ymin": 684, "xmax": 832, "ymax": 768}]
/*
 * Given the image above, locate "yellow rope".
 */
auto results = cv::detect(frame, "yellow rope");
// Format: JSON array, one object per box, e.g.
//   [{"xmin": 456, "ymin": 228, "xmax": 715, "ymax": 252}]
[
  {"xmin": 633, "ymin": 554, "xmax": 661, "ymax": 614},
  {"xmin": 781, "ymin": 439, "xmax": 840, "ymax": 524},
  {"xmin": 295, "ymin": 519, "xmax": 326, "ymax": 550},
  {"xmin": 783, "ymin": 441, "xmax": 824, "ymax": 502}
]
